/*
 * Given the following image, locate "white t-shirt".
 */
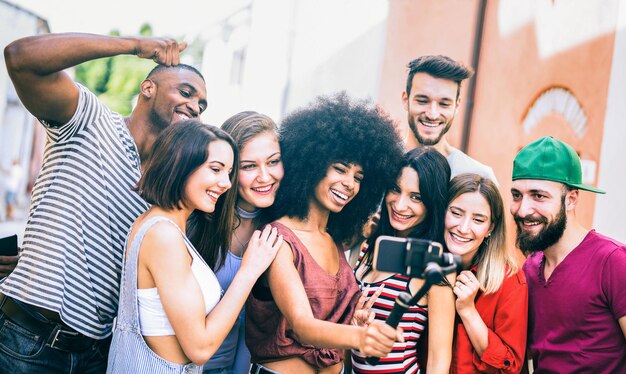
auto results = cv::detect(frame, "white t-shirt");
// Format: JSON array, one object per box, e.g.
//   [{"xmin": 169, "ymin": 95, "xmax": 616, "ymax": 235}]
[
  {"xmin": 5, "ymin": 164, "xmax": 23, "ymax": 191},
  {"xmin": 446, "ymin": 147, "xmax": 498, "ymax": 185}
]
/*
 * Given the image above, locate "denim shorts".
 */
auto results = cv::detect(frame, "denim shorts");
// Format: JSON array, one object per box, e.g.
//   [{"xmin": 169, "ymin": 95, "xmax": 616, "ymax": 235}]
[{"xmin": 249, "ymin": 362, "xmax": 344, "ymax": 374}]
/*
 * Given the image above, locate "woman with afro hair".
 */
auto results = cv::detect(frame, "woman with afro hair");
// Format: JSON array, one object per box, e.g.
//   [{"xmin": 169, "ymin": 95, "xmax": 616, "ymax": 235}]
[{"xmin": 246, "ymin": 93, "xmax": 405, "ymax": 373}]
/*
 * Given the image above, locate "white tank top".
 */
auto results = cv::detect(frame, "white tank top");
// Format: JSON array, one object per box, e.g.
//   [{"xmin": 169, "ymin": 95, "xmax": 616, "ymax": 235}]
[{"xmin": 136, "ymin": 218, "xmax": 222, "ymax": 336}]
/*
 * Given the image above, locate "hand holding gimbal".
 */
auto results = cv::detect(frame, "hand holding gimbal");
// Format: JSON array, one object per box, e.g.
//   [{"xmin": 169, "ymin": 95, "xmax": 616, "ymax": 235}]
[{"xmin": 365, "ymin": 236, "xmax": 461, "ymax": 365}]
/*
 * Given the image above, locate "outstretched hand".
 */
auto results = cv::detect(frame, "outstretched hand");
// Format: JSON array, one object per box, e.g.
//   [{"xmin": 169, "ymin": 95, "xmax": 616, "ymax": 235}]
[
  {"xmin": 241, "ymin": 225, "xmax": 283, "ymax": 278},
  {"xmin": 135, "ymin": 38, "xmax": 188, "ymax": 66}
]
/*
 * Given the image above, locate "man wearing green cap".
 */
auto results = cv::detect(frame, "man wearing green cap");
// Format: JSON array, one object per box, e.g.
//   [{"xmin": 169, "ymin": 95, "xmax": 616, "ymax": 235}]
[{"xmin": 510, "ymin": 136, "xmax": 626, "ymax": 373}]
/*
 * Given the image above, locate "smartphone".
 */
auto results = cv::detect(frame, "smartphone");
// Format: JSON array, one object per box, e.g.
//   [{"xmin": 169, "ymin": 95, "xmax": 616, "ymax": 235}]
[
  {"xmin": 373, "ymin": 235, "xmax": 444, "ymax": 278},
  {"xmin": 0, "ymin": 234, "xmax": 19, "ymax": 256}
]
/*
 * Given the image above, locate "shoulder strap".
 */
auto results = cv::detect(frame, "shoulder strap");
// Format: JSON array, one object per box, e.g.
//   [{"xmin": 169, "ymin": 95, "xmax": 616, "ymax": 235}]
[{"xmin": 117, "ymin": 216, "xmax": 181, "ymax": 329}]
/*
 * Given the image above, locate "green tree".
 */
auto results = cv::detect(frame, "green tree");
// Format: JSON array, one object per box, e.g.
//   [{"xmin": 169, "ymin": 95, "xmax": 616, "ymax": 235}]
[
  {"xmin": 74, "ymin": 25, "xmax": 155, "ymax": 115},
  {"xmin": 74, "ymin": 24, "xmax": 204, "ymax": 115}
]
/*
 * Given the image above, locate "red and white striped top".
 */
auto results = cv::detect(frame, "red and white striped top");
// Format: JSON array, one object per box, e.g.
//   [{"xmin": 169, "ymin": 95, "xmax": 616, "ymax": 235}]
[{"xmin": 352, "ymin": 250, "xmax": 428, "ymax": 374}]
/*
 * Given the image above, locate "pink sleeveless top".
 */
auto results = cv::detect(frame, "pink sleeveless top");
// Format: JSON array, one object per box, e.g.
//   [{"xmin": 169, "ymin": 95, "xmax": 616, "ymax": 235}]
[{"xmin": 246, "ymin": 222, "xmax": 360, "ymax": 368}]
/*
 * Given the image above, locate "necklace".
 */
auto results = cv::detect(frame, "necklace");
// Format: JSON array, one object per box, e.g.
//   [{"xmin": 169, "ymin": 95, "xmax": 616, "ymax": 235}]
[
  {"xmin": 232, "ymin": 230, "xmax": 250, "ymax": 257},
  {"xmin": 232, "ymin": 205, "xmax": 261, "ymax": 256}
]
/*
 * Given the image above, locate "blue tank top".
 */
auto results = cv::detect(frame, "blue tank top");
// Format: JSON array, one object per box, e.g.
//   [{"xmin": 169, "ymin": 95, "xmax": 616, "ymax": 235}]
[{"xmin": 203, "ymin": 251, "xmax": 250, "ymax": 372}]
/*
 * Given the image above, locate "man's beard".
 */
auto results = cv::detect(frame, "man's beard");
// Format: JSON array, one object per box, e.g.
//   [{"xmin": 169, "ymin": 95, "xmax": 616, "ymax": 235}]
[
  {"xmin": 515, "ymin": 197, "xmax": 567, "ymax": 253},
  {"xmin": 408, "ymin": 114, "xmax": 453, "ymax": 146}
]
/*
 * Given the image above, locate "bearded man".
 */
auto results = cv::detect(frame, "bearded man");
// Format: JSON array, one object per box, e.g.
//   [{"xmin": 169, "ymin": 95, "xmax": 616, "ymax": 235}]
[
  {"xmin": 511, "ymin": 136, "xmax": 626, "ymax": 373},
  {"xmin": 401, "ymin": 55, "xmax": 497, "ymax": 182}
]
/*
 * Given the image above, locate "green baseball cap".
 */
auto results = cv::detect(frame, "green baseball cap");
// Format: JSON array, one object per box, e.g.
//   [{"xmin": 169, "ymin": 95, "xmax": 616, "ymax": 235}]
[{"xmin": 512, "ymin": 136, "xmax": 605, "ymax": 194}]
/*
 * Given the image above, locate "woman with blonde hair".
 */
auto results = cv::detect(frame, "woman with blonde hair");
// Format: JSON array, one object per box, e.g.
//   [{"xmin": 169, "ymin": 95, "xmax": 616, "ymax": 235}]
[
  {"xmin": 445, "ymin": 173, "xmax": 527, "ymax": 373},
  {"xmin": 203, "ymin": 111, "xmax": 284, "ymax": 374}
]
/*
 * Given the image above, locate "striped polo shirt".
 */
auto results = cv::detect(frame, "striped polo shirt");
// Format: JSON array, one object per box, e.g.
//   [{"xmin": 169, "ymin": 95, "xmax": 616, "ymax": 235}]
[{"xmin": 0, "ymin": 84, "xmax": 148, "ymax": 339}]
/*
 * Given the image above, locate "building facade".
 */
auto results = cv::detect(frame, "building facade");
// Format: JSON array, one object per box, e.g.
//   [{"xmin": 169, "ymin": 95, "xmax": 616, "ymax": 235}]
[
  {"xmin": 201, "ymin": 0, "xmax": 626, "ymax": 243},
  {"xmin": 0, "ymin": 0, "xmax": 49, "ymax": 219}
]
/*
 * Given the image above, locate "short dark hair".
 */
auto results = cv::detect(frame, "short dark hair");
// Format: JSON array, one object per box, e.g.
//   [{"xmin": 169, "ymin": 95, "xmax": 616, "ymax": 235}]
[
  {"xmin": 360, "ymin": 147, "xmax": 451, "ymax": 273},
  {"xmin": 270, "ymin": 92, "xmax": 404, "ymax": 244},
  {"xmin": 405, "ymin": 55, "xmax": 474, "ymax": 98},
  {"xmin": 221, "ymin": 111, "xmax": 278, "ymax": 151},
  {"xmin": 146, "ymin": 63, "xmax": 205, "ymax": 82},
  {"xmin": 562, "ymin": 184, "xmax": 576, "ymax": 195},
  {"xmin": 137, "ymin": 119, "xmax": 238, "ymax": 269}
]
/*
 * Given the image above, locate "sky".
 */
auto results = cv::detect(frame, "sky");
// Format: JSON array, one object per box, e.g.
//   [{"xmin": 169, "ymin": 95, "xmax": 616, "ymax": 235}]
[{"xmin": 9, "ymin": 0, "xmax": 249, "ymax": 39}]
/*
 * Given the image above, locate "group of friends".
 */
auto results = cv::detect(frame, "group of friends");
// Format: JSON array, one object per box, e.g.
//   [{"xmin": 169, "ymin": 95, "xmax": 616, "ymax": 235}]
[{"xmin": 0, "ymin": 32, "xmax": 624, "ymax": 374}]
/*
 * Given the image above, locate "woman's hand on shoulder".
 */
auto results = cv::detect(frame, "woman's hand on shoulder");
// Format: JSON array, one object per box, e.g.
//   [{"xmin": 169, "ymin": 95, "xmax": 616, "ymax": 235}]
[
  {"xmin": 358, "ymin": 320, "xmax": 403, "ymax": 357},
  {"xmin": 240, "ymin": 225, "xmax": 283, "ymax": 278}
]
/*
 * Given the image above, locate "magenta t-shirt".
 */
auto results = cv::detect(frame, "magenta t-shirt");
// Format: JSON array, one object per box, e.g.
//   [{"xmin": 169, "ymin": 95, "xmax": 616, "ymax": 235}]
[{"xmin": 523, "ymin": 230, "xmax": 626, "ymax": 374}]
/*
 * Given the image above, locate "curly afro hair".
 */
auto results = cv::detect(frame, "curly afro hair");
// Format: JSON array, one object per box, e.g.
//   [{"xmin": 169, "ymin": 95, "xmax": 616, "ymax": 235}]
[{"xmin": 271, "ymin": 92, "xmax": 404, "ymax": 244}]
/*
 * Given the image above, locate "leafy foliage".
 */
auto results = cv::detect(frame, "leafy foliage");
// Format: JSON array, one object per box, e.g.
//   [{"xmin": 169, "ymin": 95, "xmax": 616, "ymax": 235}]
[
  {"xmin": 74, "ymin": 24, "xmax": 204, "ymax": 115},
  {"xmin": 74, "ymin": 24, "xmax": 155, "ymax": 115}
]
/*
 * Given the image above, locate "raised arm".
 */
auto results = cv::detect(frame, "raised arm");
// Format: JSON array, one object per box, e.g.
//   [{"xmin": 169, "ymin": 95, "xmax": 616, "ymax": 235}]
[
  {"xmin": 4, "ymin": 33, "xmax": 186, "ymax": 125},
  {"xmin": 267, "ymin": 241, "xmax": 400, "ymax": 356}
]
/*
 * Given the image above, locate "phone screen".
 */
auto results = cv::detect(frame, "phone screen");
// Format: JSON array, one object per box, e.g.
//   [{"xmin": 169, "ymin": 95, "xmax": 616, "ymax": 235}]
[
  {"xmin": 373, "ymin": 236, "xmax": 443, "ymax": 277},
  {"xmin": 0, "ymin": 234, "xmax": 18, "ymax": 256},
  {"xmin": 373, "ymin": 236, "xmax": 408, "ymax": 274}
]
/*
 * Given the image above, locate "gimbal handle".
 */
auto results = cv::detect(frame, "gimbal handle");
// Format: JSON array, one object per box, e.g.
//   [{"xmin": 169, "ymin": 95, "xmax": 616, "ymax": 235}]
[{"xmin": 365, "ymin": 262, "xmax": 455, "ymax": 365}]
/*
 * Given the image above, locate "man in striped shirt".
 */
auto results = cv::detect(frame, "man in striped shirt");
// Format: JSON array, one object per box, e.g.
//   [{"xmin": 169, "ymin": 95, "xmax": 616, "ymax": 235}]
[{"xmin": 0, "ymin": 33, "xmax": 207, "ymax": 372}]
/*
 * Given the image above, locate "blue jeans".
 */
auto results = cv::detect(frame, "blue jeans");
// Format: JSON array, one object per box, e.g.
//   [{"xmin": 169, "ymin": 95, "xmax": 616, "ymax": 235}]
[
  {"xmin": 0, "ymin": 311, "xmax": 110, "ymax": 373},
  {"xmin": 203, "ymin": 368, "xmax": 234, "ymax": 374}
]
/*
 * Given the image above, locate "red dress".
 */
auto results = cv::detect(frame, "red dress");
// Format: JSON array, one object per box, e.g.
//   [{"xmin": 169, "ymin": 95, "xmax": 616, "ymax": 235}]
[{"xmin": 450, "ymin": 268, "xmax": 528, "ymax": 373}]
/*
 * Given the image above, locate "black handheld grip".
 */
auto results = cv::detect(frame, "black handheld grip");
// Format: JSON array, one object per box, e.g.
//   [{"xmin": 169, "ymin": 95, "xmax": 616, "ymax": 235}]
[{"xmin": 365, "ymin": 292, "xmax": 412, "ymax": 365}]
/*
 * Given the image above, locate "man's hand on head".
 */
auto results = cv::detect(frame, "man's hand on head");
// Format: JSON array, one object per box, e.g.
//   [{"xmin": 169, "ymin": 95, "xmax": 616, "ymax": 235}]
[{"xmin": 134, "ymin": 38, "xmax": 187, "ymax": 66}]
